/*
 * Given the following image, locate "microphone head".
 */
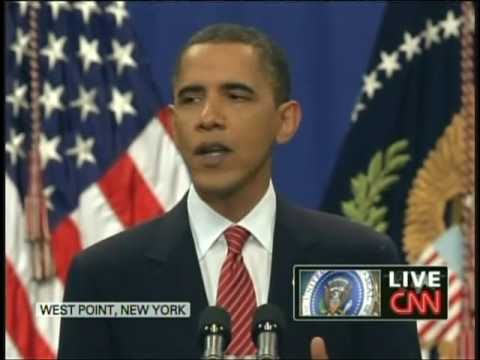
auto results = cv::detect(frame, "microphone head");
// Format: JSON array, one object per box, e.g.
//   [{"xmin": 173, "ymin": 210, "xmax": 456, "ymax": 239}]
[
  {"xmin": 197, "ymin": 306, "xmax": 231, "ymax": 350},
  {"xmin": 252, "ymin": 304, "xmax": 287, "ymax": 345}
]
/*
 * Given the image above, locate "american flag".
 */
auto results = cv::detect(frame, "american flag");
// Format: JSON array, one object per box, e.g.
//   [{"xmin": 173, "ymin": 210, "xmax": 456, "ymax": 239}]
[
  {"xmin": 5, "ymin": 2, "xmax": 190, "ymax": 358},
  {"xmin": 415, "ymin": 245, "xmax": 464, "ymax": 348}
]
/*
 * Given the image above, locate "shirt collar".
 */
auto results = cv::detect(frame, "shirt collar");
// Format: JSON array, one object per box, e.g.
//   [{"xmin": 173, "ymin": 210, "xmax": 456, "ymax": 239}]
[{"xmin": 187, "ymin": 180, "xmax": 276, "ymax": 259}]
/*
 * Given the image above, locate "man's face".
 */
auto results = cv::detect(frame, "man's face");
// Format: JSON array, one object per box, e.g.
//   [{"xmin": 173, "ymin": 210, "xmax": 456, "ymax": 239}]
[{"xmin": 171, "ymin": 43, "xmax": 283, "ymax": 197}]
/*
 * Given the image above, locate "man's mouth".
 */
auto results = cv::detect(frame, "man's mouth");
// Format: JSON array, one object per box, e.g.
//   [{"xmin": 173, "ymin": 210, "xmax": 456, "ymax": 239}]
[
  {"xmin": 194, "ymin": 142, "xmax": 232, "ymax": 156},
  {"xmin": 193, "ymin": 142, "xmax": 232, "ymax": 166}
]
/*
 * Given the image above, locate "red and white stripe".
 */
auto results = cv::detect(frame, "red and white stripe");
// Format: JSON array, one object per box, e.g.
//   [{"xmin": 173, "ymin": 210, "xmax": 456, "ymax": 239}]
[
  {"xmin": 416, "ymin": 246, "xmax": 464, "ymax": 346},
  {"xmin": 217, "ymin": 226, "xmax": 257, "ymax": 357},
  {"xmin": 5, "ymin": 110, "xmax": 191, "ymax": 359}
]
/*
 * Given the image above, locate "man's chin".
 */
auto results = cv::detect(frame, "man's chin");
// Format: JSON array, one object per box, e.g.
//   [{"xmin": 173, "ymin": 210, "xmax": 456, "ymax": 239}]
[{"xmin": 191, "ymin": 174, "xmax": 240, "ymax": 199}]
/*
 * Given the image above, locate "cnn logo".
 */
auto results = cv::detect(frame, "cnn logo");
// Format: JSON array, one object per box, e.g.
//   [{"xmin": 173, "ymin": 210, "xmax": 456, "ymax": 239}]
[{"xmin": 385, "ymin": 269, "xmax": 447, "ymax": 319}]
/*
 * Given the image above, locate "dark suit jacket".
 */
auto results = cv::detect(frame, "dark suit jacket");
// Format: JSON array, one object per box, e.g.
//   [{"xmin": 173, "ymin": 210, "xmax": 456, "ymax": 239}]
[{"xmin": 58, "ymin": 195, "xmax": 420, "ymax": 359}]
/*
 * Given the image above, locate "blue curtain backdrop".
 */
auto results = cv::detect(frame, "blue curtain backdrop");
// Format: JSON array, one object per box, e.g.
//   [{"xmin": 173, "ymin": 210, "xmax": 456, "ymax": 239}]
[{"xmin": 127, "ymin": 2, "xmax": 385, "ymax": 209}]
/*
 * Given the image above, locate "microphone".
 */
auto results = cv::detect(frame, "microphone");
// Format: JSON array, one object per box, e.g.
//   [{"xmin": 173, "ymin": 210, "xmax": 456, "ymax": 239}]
[
  {"xmin": 252, "ymin": 304, "xmax": 286, "ymax": 360},
  {"xmin": 197, "ymin": 306, "xmax": 231, "ymax": 360}
]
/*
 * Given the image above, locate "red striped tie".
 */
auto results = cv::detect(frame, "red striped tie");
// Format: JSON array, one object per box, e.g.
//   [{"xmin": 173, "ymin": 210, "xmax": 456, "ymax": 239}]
[{"xmin": 216, "ymin": 225, "xmax": 257, "ymax": 356}]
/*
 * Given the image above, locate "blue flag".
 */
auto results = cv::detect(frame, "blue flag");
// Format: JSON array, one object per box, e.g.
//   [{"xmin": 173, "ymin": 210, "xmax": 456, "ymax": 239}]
[{"xmin": 321, "ymin": 2, "xmax": 475, "ymax": 358}]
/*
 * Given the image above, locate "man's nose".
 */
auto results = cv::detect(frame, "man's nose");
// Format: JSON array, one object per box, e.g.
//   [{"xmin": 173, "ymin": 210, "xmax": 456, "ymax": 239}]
[{"xmin": 198, "ymin": 96, "xmax": 225, "ymax": 130}]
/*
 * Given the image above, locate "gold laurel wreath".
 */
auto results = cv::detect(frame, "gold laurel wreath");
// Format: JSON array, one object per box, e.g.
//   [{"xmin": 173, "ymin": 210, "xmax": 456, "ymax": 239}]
[
  {"xmin": 403, "ymin": 113, "xmax": 467, "ymax": 264},
  {"xmin": 341, "ymin": 140, "xmax": 410, "ymax": 233}
]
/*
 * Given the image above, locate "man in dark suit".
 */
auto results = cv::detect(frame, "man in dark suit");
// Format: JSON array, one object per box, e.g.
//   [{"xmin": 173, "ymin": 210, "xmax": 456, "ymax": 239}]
[{"xmin": 58, "ymin": 23, "xmax": 421, "ymax": 359}]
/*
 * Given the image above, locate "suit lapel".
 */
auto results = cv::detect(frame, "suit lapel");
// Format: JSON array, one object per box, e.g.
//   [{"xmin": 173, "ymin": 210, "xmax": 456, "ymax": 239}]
[
  {"xmin": 144, "ymin": 196, "xmax": 208, "ymax": 355},
  {"xmin": 144, "ymin": 195, "xmax": 208, "ymax": 307},
  {"xmin": 268, "ymin": 197, "xmax": 307, "ymax": 306},
  {"xmin": 267, "ymin": 197, "xmax": 315, "ymax": 358},
  {"xmin": 268, "ymin": 220, "xmax": 294, "ymax": 306}
]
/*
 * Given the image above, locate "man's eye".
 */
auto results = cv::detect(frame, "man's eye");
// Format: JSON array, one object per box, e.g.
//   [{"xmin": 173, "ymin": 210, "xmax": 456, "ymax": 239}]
[
  {"xmin": 179, "ymin": 96, "xmax": 201, "ymax": 104},
  {"xmin": 229, "ymin": 93, "xmax": 249, "ymax": 101}
]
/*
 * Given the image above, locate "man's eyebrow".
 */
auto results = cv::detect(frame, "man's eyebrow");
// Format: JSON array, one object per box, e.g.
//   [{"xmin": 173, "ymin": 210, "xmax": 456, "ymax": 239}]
[
  {"xmin": 221, "ymin": 82, "xmax": 255, "ymax": 95},
  {"xmin": 176, "ymin": 82, "xmax": 256, "ymax": 99},
  {"xmin": 176, "ymin": 85, "xmax": 205, "ymax": 99}
]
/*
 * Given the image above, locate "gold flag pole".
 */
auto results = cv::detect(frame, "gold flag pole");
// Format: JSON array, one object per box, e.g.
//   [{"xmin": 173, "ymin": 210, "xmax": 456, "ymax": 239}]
[
  {"xmin": 25, "ymin": 1, "xmax": 56, "ymax": 281},
  {"xmin": 458, "ymin": 1, "xmax": 475, "ymax": 359}
]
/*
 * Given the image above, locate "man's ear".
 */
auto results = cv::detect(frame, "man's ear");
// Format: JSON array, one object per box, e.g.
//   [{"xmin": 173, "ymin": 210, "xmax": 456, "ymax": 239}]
[{"xmin": 275, "ymin": 100, "xmax": 302, "ymax": 144}]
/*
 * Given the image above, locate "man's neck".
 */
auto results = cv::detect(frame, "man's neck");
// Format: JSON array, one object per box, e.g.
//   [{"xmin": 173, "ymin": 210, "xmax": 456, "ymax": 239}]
[{"xmin": 195, "ymin": 177, "xmax": 271, "ymax": 223}]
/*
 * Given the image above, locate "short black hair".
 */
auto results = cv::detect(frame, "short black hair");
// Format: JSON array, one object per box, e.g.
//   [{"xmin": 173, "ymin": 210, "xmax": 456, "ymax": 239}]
[{"xmin": 172, "ymin": 23, "xmax": 291, "ymax": 106}]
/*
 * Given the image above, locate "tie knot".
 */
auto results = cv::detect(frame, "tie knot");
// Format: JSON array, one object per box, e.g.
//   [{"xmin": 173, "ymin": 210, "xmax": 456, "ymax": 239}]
[{"xmin": 224, "ymin": 225, "xmax": 250, "ymax": 255}]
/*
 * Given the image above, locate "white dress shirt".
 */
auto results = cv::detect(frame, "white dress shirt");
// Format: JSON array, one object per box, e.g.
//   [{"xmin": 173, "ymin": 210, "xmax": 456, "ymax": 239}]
[{"xmin": 187, "ymin": 181, "xmax": 276, "ymax": 306}]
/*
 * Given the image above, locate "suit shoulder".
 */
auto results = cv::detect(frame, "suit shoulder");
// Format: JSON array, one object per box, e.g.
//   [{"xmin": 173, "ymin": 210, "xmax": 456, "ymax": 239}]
[
  {"xmin": 294, "ymin": 206, "xmax": 387, "ymax": 241},
  {"xmin": 74, "ymin": 196, "xmax": 188, "ymax": 270},
  {"xmin": 72, "ymin": 216, "xmax": 163, "ymax": 270},
  {"xmin": 280, "ymin": 201, "xmax": 400, "ymax": 263}
]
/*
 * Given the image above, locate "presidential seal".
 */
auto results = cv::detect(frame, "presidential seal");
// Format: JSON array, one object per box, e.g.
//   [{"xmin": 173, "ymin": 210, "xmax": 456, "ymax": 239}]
[{"xmin": 301, "ymin": 270, "xmax": 379, "ymax": 317}]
